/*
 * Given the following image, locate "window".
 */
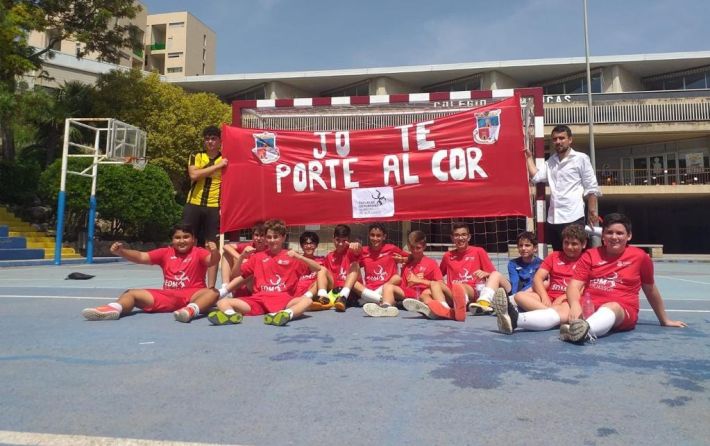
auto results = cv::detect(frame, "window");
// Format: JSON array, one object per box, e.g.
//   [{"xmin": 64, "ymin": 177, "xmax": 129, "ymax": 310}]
[
  {"xmin": 168, "ymin": 52, "xmax": 183, "ymax": 58},
  {"xmin": 169, "ymin": 22, "xmax": 185, "ymax": 28},
  {"xmin": 643, "ymin": 66, "xmax": 710, "ymax": 90},
  {"xmin": 232, "ymin": 84, "xmax": 266, "ymax": 100},
  {"xmin": 167, "ymin": 67, "xmax": 183, "ymax": 73},
  {"xmin": 423, "ymin": 75, "xmax": 481, "ymax": 93},
  {"xmin": 322, "ymin": 81, "xmax": 370, "ymax": 97},
  {"xmin": 542, "ymin": 71, "xmax": 603, "ymax": 95}
]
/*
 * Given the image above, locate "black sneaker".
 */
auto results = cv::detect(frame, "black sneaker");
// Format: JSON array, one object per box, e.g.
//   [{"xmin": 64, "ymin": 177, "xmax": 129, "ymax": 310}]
[
  {"xmin": 559, "ymin": 319, "xmax": 594, "ymax": 344},
  {"xmin": 334, "ymin": 295, "xmax": 347, "ymax": 312},
  {"xmin": 492, "ymin": 291, "xmax": 518, "ymax": 334}
]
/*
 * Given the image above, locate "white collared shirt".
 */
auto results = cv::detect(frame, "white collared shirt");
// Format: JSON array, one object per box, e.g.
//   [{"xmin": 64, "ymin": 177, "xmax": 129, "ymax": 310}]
[{"xmin": 531, "ymin": 148, "xmax": 600, "ymax": 224}]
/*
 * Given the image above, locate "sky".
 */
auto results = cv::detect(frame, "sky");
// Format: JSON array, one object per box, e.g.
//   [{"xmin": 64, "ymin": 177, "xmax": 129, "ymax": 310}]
[{"xmin": 143, "ymin": 0, "xmax": 709, "ymax": 75}]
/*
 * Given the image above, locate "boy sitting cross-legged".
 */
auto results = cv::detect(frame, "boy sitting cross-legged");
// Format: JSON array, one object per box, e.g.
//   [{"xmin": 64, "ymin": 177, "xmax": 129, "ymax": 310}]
[{"xmin": 208, "ymin": 219, "xmax": 324, "ymax": 326}]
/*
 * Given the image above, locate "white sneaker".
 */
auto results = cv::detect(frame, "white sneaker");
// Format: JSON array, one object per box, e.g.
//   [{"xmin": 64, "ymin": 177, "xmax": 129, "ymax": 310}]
[
  {"xmin": 363, "ymin": 303, "xmax": 399, "ymax": 317},
  {"xmin": 402, "ymin": 298, "xmax": 435, "ymax": 319}
]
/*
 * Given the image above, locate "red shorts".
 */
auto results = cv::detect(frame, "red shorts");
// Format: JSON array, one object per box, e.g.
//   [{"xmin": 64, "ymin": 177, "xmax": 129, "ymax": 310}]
[
  {"xmin": 240, "ymin": 292, "xmax": 294, "ymax": 316},
  {"xmin": 142, "ymin": 288, "xmax": 201, "ymax": 312},
  {"xmin": 294, "ymin": 280, "xmax": 315, "ymax": 297},
  {"xmin": 611, "ymin": 302, "xmax": 639, "ymax": 332}
]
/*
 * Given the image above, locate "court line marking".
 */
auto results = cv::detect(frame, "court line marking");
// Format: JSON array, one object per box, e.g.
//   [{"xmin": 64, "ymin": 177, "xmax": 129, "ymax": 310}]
[
  {"xmin": 656, "ymin": 275, "xmax": 710, "ymax": 285},
  {"xmin": 0, "ymin": 295, "xmax": 113, "ymax": 300},
  {"xmin": 639, "ymin": 309, "xmax": 710, "ymax": 313},
  {"xmin": 0, "ymin": 430, "xmax": 248, "ymax": 446}
]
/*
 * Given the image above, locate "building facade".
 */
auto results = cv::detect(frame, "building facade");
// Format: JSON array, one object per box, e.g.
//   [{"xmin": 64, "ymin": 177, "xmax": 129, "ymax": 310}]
[{"xmin": 171, "ymin": 52, "xmax": 710, "ymax": 253}]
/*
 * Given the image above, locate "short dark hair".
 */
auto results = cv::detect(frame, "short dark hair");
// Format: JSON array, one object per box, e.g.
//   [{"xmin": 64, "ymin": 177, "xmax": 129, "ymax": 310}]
[
  {"xmin": 516, "ymin": 231, "xmax": 537, "ymax": 246},
  {"xmin": 368, "ymin": 222, "xmax": 387, "ymax": 234},
  {"xmin": 408, "ymin": 230, "xmax": 426, "ymax": 245},
  {"xmin": 333, "ymin": 224, "xmax": 351, "ymax": 238},
  {"xmin": 561, "ymin": 224, "xmax": 587, "ymax": 243},
  {"xmin": 551, "ymin": 124, "xmax": 572, "ymax": 138},
  {"xmin": 264, "ymin": 219, "xmax": 287, "ymax": 236},
  {"xmin": 171, "ymin": 224, "xmax": 195, "ymax": 237},
  {"xmin": 603, "ymin": 213, "xmax": 632, "ymax": 234},
  {"xmin": 451, "ymin": 222, "xmax": 470, "ymax": 234},
  {"xmin": 202, "ymin": 125, "xmax": 221, "ymax": 138},
  {"xmin": 299, "ymin": 231, "xmax": 319, "ymax": 246},
  {"xmin": 251, "ymin": 221, "xmax": 266, "ymax": 236}
]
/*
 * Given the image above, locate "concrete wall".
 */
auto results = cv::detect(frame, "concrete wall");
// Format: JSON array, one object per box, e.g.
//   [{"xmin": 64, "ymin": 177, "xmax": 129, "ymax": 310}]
[
  {"xmin": 481, "ymin": 70, "xmax": 522, "ymax": 90},
  {"xmin": 370, "ymin": 76, "xmax": 413, "ymax": 95},
  {"xmin": 267, "ymin": 81, "xmax": 313, "ymax": 99}
]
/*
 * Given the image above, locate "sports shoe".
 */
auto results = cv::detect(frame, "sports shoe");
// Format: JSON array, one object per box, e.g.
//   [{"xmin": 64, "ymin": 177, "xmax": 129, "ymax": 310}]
[
  {"xmin": 264, "ymin": 310, "xmax": 291, "ymax": 326},
  {"xmin": 82, "ymin": 305, "xmax": 120, "ymax": 321},
  {"xmin": 308, "ymin": 300, "xmax": 326, "ymax": 311},
  {"xmin": 559, "ymin": 319, "xmax": 594, "ymax": 344},
  {"xmin": 402, "ymin": 298, "xmax": 434, "ymax": 319},
  {"xmin": 468, "ymin": 299, "xmax": 494, "ymax": 316},
  {"xmin": 426, "ymin": 300, "xmax": 452, "ymax": 319},
  {"xmin": 334, "ymin": 295, "xmax": 347, "ymax": 312},
  {"xmin": 207, "ymin": 310, "xmax": 243, "ymax": 325},
  {"xmin": 492, "ymin": 292, "xmax": 517, "ymax": 334},
  {"xmin": 451, "ymin": 284, "xmax": 467, "ymax": 321},
  {"xmin": 363, "ymin": 303, "xmax": 399, "ymax": 317},
  {"xmin": 173, "ymin": 306, "xmax": 196, "ymax": 323}
]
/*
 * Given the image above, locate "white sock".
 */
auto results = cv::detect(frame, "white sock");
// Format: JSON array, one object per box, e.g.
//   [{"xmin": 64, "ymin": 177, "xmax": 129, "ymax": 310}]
[
  {"xmin": 517, "ymin": 308, "xmax": 560, "ymax": 331},
  {"xmin": 218, "ymin": 284, "xmax": 230, "ymax": 298},
  {"xmin": 304, "ymin": 291, "xmax": 314, "ymax": 299},
  {"xmin": 224, "ymin": 308, "xmax": 236, "ymax": 315},
  {"xmin": 374, "ymin": 286, "xmax": 384, "ymax": 295},
  {"xmin": 587, "ymin": 307, "xmax": 616, "ymax": 337},
  {"xmin": 441, "ymin": 301, "xmax": 451, "ymax": 309},
  {"xmin": 362, "ymin": 288, "xmax": 382, "ymax": 302},
  {"xmin": 187, "ymin": 302, "xmax": 200, "ymax": 316},
  {"xmin": 340, "ymin": 287, "xmax": 351, "ymax": 298},
  {"xmin": 508, "ymin": 295, "xmax": 517, "ymax": 305},
  {"xmin": 478, "ymin": 286, "xmax": 495, "ymax": 303},
  {"xmin": 284, "ymin": 308, "xmax": 294, "ymax": 320},
  {"xmin": 317, "ymin": 289, "xmax": 328, "ymax": 298},
  {"xmin": 108, "ymin": 302, "xmax": 122, "ymax": 312}
]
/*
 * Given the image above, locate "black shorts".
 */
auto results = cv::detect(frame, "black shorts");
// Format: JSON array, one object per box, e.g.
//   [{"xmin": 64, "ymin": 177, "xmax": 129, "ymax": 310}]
[
  {"xmin": 545, "ymin": 216, "xmax": 585, "ymax": 252},
  {"xmin": 182, "ymin": 203, "xmax": 220, "ymax": 245}
]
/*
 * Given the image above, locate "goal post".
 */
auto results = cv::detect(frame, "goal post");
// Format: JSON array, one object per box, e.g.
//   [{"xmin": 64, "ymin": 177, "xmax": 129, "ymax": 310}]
[{"xmin": 229, "ymin": 88, "xmax": 546, "ymax": 266}]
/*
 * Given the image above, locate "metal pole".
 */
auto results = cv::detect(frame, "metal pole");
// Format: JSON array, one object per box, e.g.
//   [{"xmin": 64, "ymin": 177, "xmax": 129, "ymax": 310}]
[
  {"xmin": 86, "ymin": 129, "xmax": 101, "ymax": 264},
  {"xmin": 583, "ymin": 0, "xmax": 596, "ymax": 169},
  {"xmin": 54, "ymin": 119, "xmax": 71, "ymax": 265}
]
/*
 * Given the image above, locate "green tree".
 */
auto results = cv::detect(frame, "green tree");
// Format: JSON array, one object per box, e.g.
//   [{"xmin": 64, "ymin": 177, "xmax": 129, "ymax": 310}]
[
  {"xmin": 38, "ymin": 157, "xmax": 182, "ymax": 242},
  {"xmin": 0, "ymin": 0, "xmax": 143, "ymax": 160},
  {"xmin": 93, "ymin": 70, "xmax": 231, "ymax": 198}
]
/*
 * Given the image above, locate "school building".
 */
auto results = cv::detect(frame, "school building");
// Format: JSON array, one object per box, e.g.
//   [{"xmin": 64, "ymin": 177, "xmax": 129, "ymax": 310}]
[{"xmin": 170, "ymin": 51, "xmax": 710, "ymax": 253}]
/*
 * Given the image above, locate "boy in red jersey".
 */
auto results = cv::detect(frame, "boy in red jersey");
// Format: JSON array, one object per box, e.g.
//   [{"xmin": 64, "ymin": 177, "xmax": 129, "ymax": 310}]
[
  {"xmin": 208, "ymin": 219, "xmax": 324, "ymax": 326},
  {"xmin": 322, "ymin": 224, "xmax": 362, "ymax": 312},
  {"xmin": 219, "ymin": 222, "xmax": 266, "ymax": 297},
  {"xmin": 493, "ymin": 224, "xmax": 587, "ymax": 334},
  {"xmin": 293, "ymin": 231, "xmax": 331, "ymax": 309},
  {"xmin": 560, "ymin": 213, "xmax": 686, "ymax": 343},
  {"xmin": 351, "ymin": 223, "xmax": 406, "ymax": 311},
  {"xmin": 364, "ymin": 230, "xmax": 443, "ymax": 318},
  {"xmin": 81, "ymin": 224, "xmax": 220, "ymax": 322},
  {"xmin": 431, "ymin": 222, "xmax": 511, "ymax": 321}
]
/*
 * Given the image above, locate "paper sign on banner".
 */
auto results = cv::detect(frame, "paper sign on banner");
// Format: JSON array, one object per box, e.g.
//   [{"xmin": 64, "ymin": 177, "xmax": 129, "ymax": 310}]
[{"xmin": 352, "ymin": 187, "xmax": 395, "ymax": 219}]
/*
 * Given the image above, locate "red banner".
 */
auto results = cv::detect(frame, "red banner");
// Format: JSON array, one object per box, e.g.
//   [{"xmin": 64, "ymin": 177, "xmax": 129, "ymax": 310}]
[{"xmin": 221, "ymin": 95, "xmax": 531, "ymax": 232}]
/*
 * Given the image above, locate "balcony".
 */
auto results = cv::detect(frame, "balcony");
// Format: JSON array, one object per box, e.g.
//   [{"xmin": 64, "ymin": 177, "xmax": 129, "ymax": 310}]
[
  {"xmin": 544, "ymin": 90, "xmax": 710, "ymax": 125},
  {"xmin": 150, "ymin": 43, "xmax": 166, "ymax": 51},
  {"xmin": 596, "ymin": 167, "xmax": 710, "ymax": 186}
]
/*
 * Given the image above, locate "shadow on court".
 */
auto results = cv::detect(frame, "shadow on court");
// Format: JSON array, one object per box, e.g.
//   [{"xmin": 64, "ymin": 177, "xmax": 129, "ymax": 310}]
[{"xmin": 0, "ymin": 260, "xmax": 708, "ymax": 445}]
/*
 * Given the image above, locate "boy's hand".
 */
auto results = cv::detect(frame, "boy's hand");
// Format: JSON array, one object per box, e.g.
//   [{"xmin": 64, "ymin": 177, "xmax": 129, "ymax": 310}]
[
  {"xmin": 287, "ymin": 249, "xmax": 300, "ymax": 259},
  {"xmin": 205, "ymin": 241, "xmax": 218, "ymax": 251},
  {"xmin": 348, "ymin": 242, "xmax": 362, "ymax": 254},
  {"xmin": 662, "ymin": 319, "xmax": 687, "ymax": 328},
  {"xmin": 473, "ymin": 270, "xmax": 488, "ymax": 279},
  {"xmin": 241, "ymin": 246, "xmax": 256, "ymax": 258},
  {"xmin": 110, "ymin": 242, "xmax": 124, "ymax": 254}
]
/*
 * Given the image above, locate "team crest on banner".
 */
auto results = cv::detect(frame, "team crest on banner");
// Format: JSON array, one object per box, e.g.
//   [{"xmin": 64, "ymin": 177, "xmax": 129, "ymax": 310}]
[
  {"xmin": 252, "ymin": 131, "xmax": 280, "ymax": 164},
  {"xmin": 473, "ymin": 109, "xmax": 501, "ymax": 145},
  {"xmin": 352, "ymin": 187, "xmax": 394, "ymax": 219}
]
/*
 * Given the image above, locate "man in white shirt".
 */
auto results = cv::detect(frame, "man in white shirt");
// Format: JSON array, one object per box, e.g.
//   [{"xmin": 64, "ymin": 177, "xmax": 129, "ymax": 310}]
[{"xmin": 525, "ymin": 125, "xmax": 601, "ymax": 251}]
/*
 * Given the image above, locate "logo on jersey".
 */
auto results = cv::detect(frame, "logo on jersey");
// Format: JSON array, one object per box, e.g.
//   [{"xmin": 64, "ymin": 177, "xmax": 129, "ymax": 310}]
[
  {"xmin": 617, "ymin": 260, "xmax": 632, "ymax": 267},
  {"xmin": 261, "ymin": 274, "xmax": 286, "ymax": 292},
  {"xmin": 590, "ymin": 272, "xmax": 620, "ymax": 291},
  {"xmin": 550, "ymin": 278, "xmax": 568, "ymax": 292},
  {"xmin": 473, "ymin": 109, "xmax": 501, "ymax": 145},
  {"xmin": 165, "ymin": 271, "xmax": 188, "ymax": 289},
  {"xmin": 252, "ymin": 132, "xmax": 279, "ymax": 164},
  {"xmin": 452, "ymin": 268, "xmax": 475, "ymax": 284},
  {"xmin": 367, "ymin": 265, "xmax": 388, "ymax": 283}
]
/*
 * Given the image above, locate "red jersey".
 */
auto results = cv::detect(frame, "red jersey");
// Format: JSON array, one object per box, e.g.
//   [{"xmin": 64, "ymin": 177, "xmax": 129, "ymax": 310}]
[
  {"xmin": 440, "ymin": 246, "xmax": 495, "ymax": 288},
  {"xmin": 540, "ymin": 251, "xmax": 582, "ymax": 299},
  {"xmin": 324, "ymin": 248, "xmax": 361, "ymax": 288},
  {"xmin": 360, "ymin": 244, "xmax": 407, "ymax": 289},
  {"xmin": 573, "ymin": 246, "xmax": 654, "ymax": 311},
  {"xmin": 241, "ymin": 249, "xmax": 310, "ymax": 295},
  {"xmin": 402, "ymin": 255, "xmax": 442, "ymax": 293},
  {"xmin": 234, "ymin": 241, "xmax": 264, "ymax": 254},
  {"xmin": 147, "ymin": 246, "xmax": 210, "ymax": 289},
  {"xmin": 295, "ymin": 255, "xmax": 325, "ymax": 296}
]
